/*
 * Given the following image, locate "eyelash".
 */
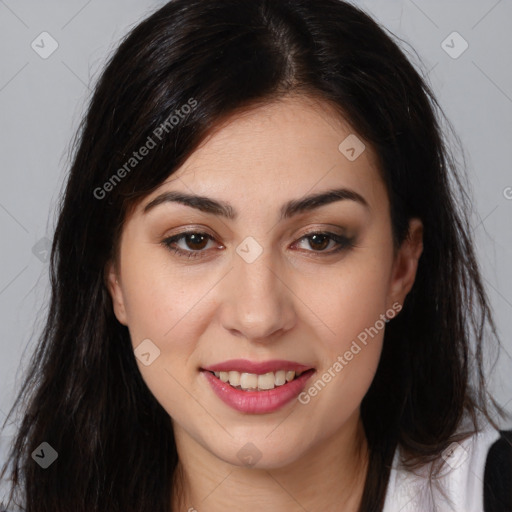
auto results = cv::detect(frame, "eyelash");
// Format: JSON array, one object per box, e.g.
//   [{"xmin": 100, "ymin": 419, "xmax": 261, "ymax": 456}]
[{"xmin": 161, "ymin": 229, "xmax": 355, "ymax": 260}]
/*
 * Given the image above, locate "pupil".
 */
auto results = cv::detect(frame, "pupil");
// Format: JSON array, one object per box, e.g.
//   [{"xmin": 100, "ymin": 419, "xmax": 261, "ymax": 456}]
[
  {"xmin": 309, "ymin": 234, "xmax": 329, "ymax": 251},
  {"xmin": 187, "ymin": 234, "xmax": 207, "ymax": 250}
]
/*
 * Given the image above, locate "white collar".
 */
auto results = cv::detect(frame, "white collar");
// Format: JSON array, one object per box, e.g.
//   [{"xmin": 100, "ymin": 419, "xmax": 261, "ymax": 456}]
[{"xmin": 382, "ymin": 420, "xmax": 502, "ymax": 512}]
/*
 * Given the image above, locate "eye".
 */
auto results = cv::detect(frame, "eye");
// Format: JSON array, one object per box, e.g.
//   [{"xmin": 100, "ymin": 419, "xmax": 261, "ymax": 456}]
[
  {"xmin": 161, "ymin": 230, "xmax": 355, "ymax": 260},
  {"xmin": 162, "ymin": 231, "xmax": 220, "ymax": 259},
  {"xmin": 293, "ymin": 231, "xmax": 355, "ymax": 256}
]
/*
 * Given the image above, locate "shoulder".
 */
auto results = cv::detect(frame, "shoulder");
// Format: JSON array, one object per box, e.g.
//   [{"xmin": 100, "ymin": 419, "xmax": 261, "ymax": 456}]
[{"xmin": 382, "ymin": 418, "xmax": 511, "ymax": 512}]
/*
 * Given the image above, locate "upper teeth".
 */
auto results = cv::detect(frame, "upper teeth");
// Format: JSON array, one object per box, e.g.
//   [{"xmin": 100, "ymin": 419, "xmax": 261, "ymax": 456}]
[{"xmin": 213, "ymin": 370, "xmax": 300, "ymax": 390}]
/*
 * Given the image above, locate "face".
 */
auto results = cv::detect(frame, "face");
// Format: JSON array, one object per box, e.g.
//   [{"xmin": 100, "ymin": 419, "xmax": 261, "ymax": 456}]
[{"xmin": 106, "ymin": 94, "xmax": 423, "ymax": 469}]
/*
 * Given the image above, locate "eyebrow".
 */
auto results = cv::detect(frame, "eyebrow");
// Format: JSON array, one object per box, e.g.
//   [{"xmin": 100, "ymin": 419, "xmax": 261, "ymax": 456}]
[{"xmin": 142, "ymin": 187, "xmax": 370, "ymax": 220}]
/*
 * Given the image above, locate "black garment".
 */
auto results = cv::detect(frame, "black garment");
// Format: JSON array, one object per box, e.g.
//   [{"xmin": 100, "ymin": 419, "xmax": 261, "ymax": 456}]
[{"xmin": 484, "ymin": 429, "xmax": 512, "ymax": 511}]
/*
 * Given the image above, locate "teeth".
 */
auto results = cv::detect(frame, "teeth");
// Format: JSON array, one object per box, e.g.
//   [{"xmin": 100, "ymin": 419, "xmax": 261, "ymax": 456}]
[
  {"xmin": 257, "ymin": 372, "xmax": 275, "ymax": 390},
  {"xmin": 228, "ymin": 371, "xmax": 240, "ymax": 386},
  {"xmin": 240, "ymin": 372, "xmax": 258, "ymax": 390},
  {"xmin": 274, "ymin": 370, "xmax": 286, "ymax": 386},
  {"xmin": 211, "ymin": 369, "xmax": 304, "ymax": 391}
]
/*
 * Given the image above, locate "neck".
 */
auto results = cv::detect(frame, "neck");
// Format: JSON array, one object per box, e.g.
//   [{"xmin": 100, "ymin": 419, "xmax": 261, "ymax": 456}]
[{"xmin": 171, "ymin": 409, "xmax": 370, "ymax": 512}]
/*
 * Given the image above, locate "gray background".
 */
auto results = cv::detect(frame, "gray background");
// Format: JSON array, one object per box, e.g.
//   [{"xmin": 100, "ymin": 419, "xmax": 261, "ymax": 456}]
[{"xmin": 1, "ymin": 0, "xmax": 511, "ymax": 450}]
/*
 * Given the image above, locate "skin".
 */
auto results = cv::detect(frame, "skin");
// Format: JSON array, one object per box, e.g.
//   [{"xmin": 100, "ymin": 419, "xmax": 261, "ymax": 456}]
[{"xmin": 106, "ymin": 94, "xmax": 423, "ymax": 512}]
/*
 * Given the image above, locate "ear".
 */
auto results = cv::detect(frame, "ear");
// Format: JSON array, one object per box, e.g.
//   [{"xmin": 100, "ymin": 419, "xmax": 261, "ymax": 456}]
[
  {"xmin": 387, "ymin": 218, "xmax": 423, "ymax": 311},
  {"xmin": 105, "ymin": 261, "xmax": 128, "ymax": 326}
]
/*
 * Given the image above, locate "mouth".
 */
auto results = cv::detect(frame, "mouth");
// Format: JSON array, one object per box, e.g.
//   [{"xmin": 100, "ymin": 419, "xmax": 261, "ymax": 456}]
[
  {"xmin": 201, "ymin": 368, "xmax": 314, "ymax": 392},
  {"xmin": 200, "ymin": 366, "xmax": 316, "ymax": 414},
  {"xmin": 200, "ymin": 358, "xmax": 315, "ymax": 392}
]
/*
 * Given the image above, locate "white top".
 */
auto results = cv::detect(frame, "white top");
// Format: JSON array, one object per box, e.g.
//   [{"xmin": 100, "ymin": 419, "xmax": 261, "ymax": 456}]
[{"xmin": 382, "ymin": 419, "xmax": 502, "ymax": 512}]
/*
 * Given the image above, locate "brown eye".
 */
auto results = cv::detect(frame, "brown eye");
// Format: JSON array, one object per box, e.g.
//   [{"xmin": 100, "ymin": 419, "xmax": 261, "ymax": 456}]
[
  {"xmin": 182, "ymin": 233, "xmax": 210, "ymax": 250},
  {"xmin": 162, "ymin": 231, "xmax": 218, "ymax": 259},
  {"xmin": 306, "ymin": 234, "xmax": 331, "ymax": 251},
  {"xmin": 295, "ymin": 232, "xmax": 355, "ymax": 255}
]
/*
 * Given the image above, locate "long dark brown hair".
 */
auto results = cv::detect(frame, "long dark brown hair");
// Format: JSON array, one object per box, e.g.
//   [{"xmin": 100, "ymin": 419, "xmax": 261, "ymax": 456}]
[{"xmin": 1, "ymin": 0, "xmax": 509, "ymax": 510}]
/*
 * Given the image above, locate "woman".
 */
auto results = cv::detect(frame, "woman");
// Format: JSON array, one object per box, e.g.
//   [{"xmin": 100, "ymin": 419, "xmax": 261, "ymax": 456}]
[{"xmin": 1, "ymin": 0, "xmax": 511, "ymax": 510}]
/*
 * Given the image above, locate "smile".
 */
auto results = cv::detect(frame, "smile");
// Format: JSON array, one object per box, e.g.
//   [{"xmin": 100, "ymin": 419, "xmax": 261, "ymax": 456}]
[
  {"xmin": 208, "ymin": 369, "xmax": 307, "ymax": 391},
  {"xmin": 200, "ymin": 366, "xmax": 316, "ymax": 414}
]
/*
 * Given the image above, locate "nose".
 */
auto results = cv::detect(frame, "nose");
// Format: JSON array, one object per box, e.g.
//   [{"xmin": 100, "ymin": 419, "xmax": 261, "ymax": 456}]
[{"xmin": 218, "ymin": 250, "xmax": 297, "ymax": 343}]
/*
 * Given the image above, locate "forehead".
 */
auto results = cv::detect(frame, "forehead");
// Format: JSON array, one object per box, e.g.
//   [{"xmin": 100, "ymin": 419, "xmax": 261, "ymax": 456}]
[{"xmin": 134, "ymin": 94, "xmax": 386, "ymax": 219}]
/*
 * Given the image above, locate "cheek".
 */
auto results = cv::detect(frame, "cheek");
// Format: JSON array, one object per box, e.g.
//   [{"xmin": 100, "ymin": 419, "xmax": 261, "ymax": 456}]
[
  {"xmin": 119, "ymin": 257, "xmax": 219, "ymax": 409},
  {"xmin": 298, "ymin": 246, "xmax": 391, "ymax": 407},
  {"xmin": 298, "ymin": 271, "xmax": 388, "ymax": 422},
  {"xmin": 121, "ymin": 255, "xmax": 211, "ymax": 345},
  {"xmin": 306, "ymin": 252, "xmax": 392, "ymax": 354},
  {"xmin": 318, "ymin": 284, "xmax": 386, "ymax": 402},
  {"xmin": 121, "ymin": 270, "xmax": 206, "ymax": 423}
]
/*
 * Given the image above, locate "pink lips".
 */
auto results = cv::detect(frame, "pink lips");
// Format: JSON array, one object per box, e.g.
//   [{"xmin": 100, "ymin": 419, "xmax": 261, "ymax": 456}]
[
  {"xmin": 201, "ymin": 358, "xmax": 313, "ymax": 375},
  {"xmin": 200, "ymin": 359, "xmax": 315, "ymax": 414}
]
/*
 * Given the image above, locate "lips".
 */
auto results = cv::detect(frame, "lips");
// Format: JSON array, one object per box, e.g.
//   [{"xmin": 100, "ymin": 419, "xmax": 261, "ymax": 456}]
[
  {"xmin": 201, "ymin": 367, "xmax": 316, "ymax": 414},
  {"xmin": 201, "ymin": 358, "xmax": 314, "ymax": 375}
]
